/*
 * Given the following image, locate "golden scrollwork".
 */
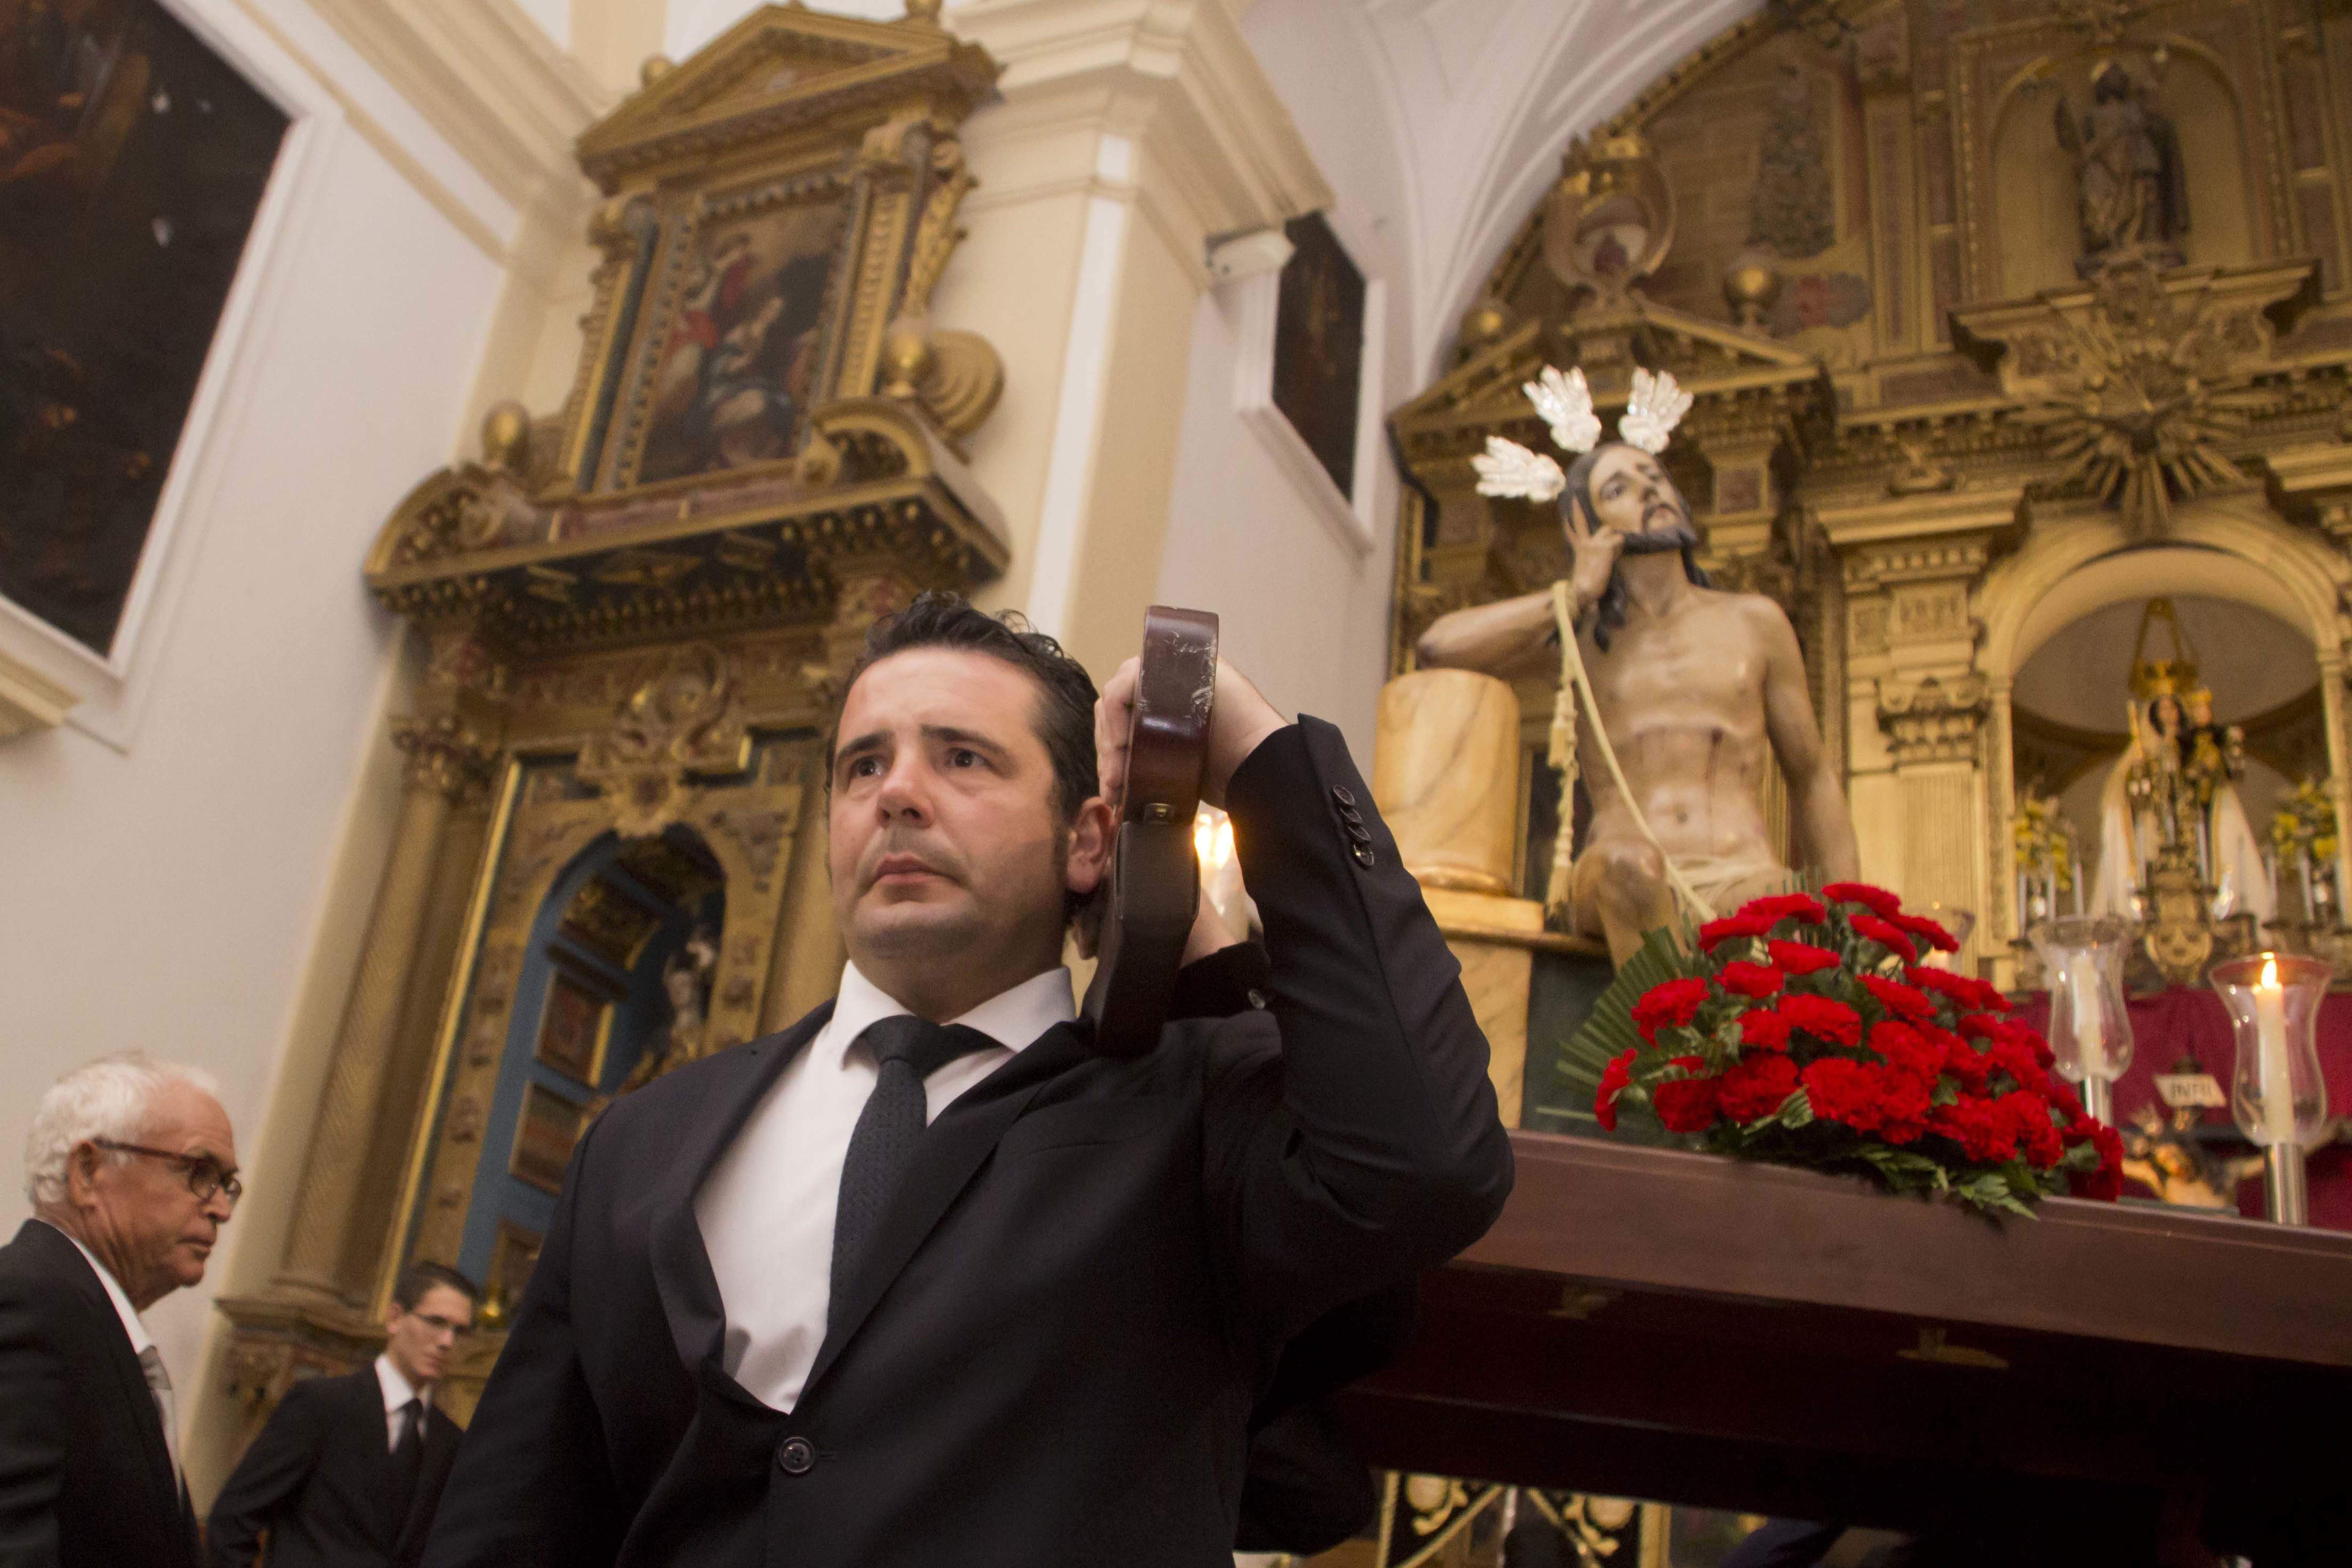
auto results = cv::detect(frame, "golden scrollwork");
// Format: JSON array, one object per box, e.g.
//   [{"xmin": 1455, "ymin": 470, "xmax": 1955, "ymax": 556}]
[
  {"xmin": 391, "ymin": 714, "xmax": 495, "ymax": 800},
  {"xmin": 576, "ymin": 643, "xmax": 750, "ymax": 837}
]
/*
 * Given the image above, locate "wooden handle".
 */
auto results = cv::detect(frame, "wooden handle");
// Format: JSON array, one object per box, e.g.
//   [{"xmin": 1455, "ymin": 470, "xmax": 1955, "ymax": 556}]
[{"xmin": 1081, "ymin": 606, "xmax": 1218, "ymax": 1056}]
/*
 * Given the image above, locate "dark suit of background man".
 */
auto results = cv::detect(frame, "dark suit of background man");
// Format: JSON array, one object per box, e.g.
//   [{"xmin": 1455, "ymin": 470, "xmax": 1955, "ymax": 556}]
[
  {"xmin": 1, "ymin": 1050, "xmax": 241, "ymax": 1568},
  {"xmin": 424, "ymin": 593, "xmax": 1514, "ymax": 1568},
  {"xmin": 206, "ymin": 1263, "xmax": 477, "ymax": 1568}
]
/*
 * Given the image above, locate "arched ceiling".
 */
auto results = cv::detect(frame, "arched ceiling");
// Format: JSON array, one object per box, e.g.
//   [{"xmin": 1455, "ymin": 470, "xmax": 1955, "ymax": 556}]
[{"xmin": 1332, "ymin": 0, "xmax": 1762, "ymax": 379}]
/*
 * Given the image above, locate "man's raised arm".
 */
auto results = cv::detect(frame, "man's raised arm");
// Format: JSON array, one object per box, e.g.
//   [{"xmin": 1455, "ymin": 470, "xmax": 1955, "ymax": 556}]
[{"xmin": 1094, "ymin": 654, "xmax": 1511, "ymax": 1348}]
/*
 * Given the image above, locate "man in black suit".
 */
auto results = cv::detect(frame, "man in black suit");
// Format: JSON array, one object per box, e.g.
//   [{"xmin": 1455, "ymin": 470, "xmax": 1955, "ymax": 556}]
[
  {"xmin": 1, "ymin": 1051, "xmax": 240, "ymax": 1568},
  {"xmin": 206, "ymin": 1263, "xmax": 477, "ymax": 1568},
  {"xmin": 424, "ymin": 594, "xmax": 1513, "ymax": 1568}
]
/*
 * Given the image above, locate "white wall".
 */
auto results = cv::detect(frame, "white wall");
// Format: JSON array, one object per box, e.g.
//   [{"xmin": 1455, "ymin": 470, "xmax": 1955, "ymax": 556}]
[
  {"xmin": 1153, "ymin": 1, "xmax": 1418, "ymax": 759},
  {"xmin": 0, "ymin": 9, "xmax": 508, "ymax": 1406}
]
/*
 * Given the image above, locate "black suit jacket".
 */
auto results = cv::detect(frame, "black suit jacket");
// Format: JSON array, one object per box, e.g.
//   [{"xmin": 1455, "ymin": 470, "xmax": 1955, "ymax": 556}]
[
  {"xmin": 0, "ymin": 1219, "xmax": 198, "ymax": 1568},
  {"xmin": 423, "ymin": 718, "xmax": 1512, "ymax": 1568},
  {"xmin": 206, "ymin": 1366, "xmax": 463, "ymax": 1568}
]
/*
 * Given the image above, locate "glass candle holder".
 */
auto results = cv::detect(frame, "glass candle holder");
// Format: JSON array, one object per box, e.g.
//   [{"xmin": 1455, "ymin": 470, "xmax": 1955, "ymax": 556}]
[
  {"xmin": 2030, "ymin": 915, "xmax": 2136, "ymax": 1126},
  {"xmin": 2208, "ymin": 952, "xmax": 2329, "ymax": 1225}
]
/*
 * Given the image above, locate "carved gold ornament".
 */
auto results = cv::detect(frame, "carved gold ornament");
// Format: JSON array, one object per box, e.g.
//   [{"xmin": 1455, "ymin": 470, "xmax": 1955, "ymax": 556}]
[{"xmin": 577, "ymin": 644, "xmax": 750, "ymax": 837}]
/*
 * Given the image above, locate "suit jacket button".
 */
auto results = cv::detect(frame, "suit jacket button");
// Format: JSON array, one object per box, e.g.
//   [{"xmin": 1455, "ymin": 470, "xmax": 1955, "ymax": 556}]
[
  {"xmin": 778, "ymin": 1437, "xmax": 816, "ymax": 1475},
  {"xmin": 1331, "ymin": 785, "xmax": 1356, "ymax": 807},
  {"xmin": 1246, "ymin": 988, "xmax": 1268, "ymax": 1010},
  {"xmin": 1346, "ymin": 822, "xmax": 1372, "ymax": 845},
  {"xmin": 1352, "ymin": 843, "xmax": 1376, "ymax": 868},
  {"xmin": 1338, "ymin": 804, "xmax": 1364, "ymax": 825}
]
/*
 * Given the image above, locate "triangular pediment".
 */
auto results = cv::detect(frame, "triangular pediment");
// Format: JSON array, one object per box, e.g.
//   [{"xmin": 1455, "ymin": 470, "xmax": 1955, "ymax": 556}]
[
  {"xmin": 577, "ymin": 5, "xmax": 997, "ymax": 185},
  {"xmin": 1393, "ymin": 297, "xmax": 1821, "ymax": 437}
]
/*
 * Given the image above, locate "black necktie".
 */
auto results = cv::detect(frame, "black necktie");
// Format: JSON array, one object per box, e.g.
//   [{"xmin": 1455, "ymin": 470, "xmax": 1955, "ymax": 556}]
[
  {"xmin": 831, "ymin": 1016, "xmax": 996, "ymax": 1299},
  {"xmin": 388, "ymin": 1398, "xmax": 424, "ymax": 1526}
]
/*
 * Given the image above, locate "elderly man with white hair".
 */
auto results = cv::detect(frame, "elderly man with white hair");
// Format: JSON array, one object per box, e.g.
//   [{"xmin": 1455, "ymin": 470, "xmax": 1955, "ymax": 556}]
[{"xmin": 1, "ymin": 1050, "xmax": 239, "ymax": 1568}]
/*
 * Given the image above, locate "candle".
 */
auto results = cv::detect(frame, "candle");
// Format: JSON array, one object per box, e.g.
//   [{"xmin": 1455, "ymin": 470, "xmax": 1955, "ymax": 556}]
[
  {"xmin": 2303, "ymin": 851, "xmax": 2318, "ymax": 923},
  {"xmin": 2255, "ymin": 956, "xmax": 2299, "ymax": 1149},
  {"xmin": 2069, "ymin": 951, "xmax": 2106, "ymax": 1083},
  {"xmin": 2071, "ymin": 851, "xmax": 2085, "ymax": 916}
]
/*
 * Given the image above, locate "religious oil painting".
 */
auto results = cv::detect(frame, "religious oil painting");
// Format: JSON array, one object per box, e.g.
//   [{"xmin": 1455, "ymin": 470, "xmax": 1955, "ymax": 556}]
[
  {"xmin": 1273, "ymin": 212, "xmax": 1365, "ymax": 501},
  {"xmin": 0, "ymin": 0, "xmax": 287, "ymax": 657},
  {"xmin": 533, "ymin": 965, "xmax": 614, "ymax": 1087},
  {"xmin": 509, "ymin": 1081, "xmax": 587, "ymax": 1195},
  {"xmin": 634, "ymin": 196, "xmax": 850, "ymax": 485}
]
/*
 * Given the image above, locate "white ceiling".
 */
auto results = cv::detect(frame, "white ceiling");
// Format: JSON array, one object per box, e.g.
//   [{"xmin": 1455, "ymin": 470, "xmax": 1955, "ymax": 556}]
[{"xmin": 1323, "ymin": 0, "xmax": 1762, "ymax": 379}]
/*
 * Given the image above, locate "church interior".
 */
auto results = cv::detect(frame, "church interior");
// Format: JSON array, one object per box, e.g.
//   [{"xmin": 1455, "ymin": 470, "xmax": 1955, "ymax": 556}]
[{"xmin": 5, "ymin": 0, "xmax": 2352, "ymax": 1561}]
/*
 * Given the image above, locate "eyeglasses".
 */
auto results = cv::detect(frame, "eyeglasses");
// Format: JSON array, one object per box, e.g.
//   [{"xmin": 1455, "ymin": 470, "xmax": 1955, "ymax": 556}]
[
  {"xmin": 91, "ymin": 1140, "xmax": 243, "ymax": 1206},
  {"xmin": 409, "ymin": 1311, "xmax": 473, "ymax": 1341}
]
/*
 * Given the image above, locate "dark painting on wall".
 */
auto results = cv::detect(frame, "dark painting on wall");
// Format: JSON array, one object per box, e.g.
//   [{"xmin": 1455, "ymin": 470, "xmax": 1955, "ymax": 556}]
[
  {"xmin": 635, "ymin": 196, "xmax": 850, "ymax": 485},
  {"xmin": 1273, "ymin": 212, "xmax": 1365, "ymax": 501},
  {"xmin": 0, "ymin": 0, "xmax": 288, "ymax": 658}
]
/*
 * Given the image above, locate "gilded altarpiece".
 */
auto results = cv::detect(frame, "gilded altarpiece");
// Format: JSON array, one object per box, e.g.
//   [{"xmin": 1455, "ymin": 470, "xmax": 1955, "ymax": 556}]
[
  {"xmin": 218, "ymin": 4, "xmax": 1013, "ymax": 1436},
  {"xmin": 1391, "ymin": 0, "xmax": 2352, "ymax": 1001}
]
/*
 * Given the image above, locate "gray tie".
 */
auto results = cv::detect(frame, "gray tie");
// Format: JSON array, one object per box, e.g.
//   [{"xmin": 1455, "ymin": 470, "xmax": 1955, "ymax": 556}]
[{"xmin": 137, "ymin": 1345, "xmax": 180, "ymax": 1478}]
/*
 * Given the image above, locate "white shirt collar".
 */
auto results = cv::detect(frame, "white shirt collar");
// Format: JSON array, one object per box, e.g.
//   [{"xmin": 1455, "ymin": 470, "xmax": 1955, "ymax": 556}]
[
  {"xmin": 375, "ymin": 1353, "xmax": 430, "ymax": 1413},
  {"xmin": 39, "ymin": 1219, "xmax": 151, "ymax": 1357},
  {"xmin": 832, "ymin": 960, "xmax": 1075, "ymax": 1059}
]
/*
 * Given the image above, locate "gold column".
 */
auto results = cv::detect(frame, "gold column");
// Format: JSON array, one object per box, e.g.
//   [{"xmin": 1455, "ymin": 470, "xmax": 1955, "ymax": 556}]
[
  {"xmin": 274, "ymin": 711, "xmax": 490, "ymax": 1305},
  {"xmin": 1373, "ymin": 669, "xmax": 1542, "ymax": 1126}
]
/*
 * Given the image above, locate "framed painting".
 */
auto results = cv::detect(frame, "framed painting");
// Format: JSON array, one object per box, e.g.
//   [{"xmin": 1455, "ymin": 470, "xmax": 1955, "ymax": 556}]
[
  {"xmin": 0, "ymin": 0, "xmax": 288, "ymax": 658},
  {"xmin": 508, "ymin": 1082, "xmax": 586, "ymax": 1195},
  {"xmin": 1273, "ymin": 212, "xmax": 1367, "ymax": 501},
  {"xmin": 533, "ymin": 964, "xmax": 615, "ymax": 1087},
  {"xmin": 628, "ymin": 186, "xmax": 854, "ymax": 486}
]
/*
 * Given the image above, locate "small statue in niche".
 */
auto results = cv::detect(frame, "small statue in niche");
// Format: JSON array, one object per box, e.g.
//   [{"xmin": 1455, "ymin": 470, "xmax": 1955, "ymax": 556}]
[
  {"xmin": 2055, "ymin": 61, "xmax": 2189, "ymax": 276},
  {"xmin": 610, "ymin": 923, "xmax": 721, "ymax": 1098}
]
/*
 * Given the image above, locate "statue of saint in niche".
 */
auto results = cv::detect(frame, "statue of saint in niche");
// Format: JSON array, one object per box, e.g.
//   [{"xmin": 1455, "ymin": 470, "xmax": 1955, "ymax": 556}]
[{"xmin": 2056, "ymin": 62, "xmax": 2189, "ymax": 276}]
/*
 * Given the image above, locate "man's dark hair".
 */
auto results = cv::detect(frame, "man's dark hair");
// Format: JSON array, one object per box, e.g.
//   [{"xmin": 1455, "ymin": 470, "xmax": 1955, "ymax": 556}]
[
  {"xmin": 393, "ymin": 1261, "xmax": 479, "ymax": 1312},
  {"xmin": 823, "ymin": 591, "xmax": 1100, "ymax": 822},
  {"xmin": 1562, "ymin": 442, "xmax": 1711, "ymax": 653}
]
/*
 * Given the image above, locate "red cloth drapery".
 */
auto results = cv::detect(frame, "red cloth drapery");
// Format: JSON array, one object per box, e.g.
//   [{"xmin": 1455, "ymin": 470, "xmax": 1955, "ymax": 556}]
[{"xmin": 2015, "ymin": 987, "xmax": 2352, "ymax": 1231}]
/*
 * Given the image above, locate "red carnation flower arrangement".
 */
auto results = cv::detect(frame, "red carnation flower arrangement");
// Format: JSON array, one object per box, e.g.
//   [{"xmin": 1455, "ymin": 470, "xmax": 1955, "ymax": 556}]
[{"xmin": 1570, "ymin": 882, "xmax": 2122, "ymax": 1217}]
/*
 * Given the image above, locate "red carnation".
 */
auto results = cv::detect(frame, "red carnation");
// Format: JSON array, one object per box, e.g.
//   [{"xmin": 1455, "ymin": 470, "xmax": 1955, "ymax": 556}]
[
  {"xmin": 1877, "ymin": 1070, "xmax": 1933, "ymax": 1146},
  {"xmin": 1632, "ymin": 977, "xmax": 1709, "ymax": 1042},
  {"xmin": 1652, "ymin": 1056, "xmax": 1721, "ymax": 1134},
  {"xmin": 1998, "ymin": 1090, "xmax": 2064, "ymax": 1168},
  {"xmin": 1595, "ymin": 1047, "xmax": 1636, "ymax": 1132},
  {"xmin": 1859, "ymin": 973, "xmax": 1936, "ymax": 1022},
  {"xmin": 1869, "ymin": 1020, "xmax": 1944, "ymax": 1081},
  {"xmin": 1739, "ymin": 1008, "xmax": 1794, "ymax": 1051},
  {"xmin": 1891, "ymin": 912, "xmax": 1961, "ymax": 954},
  {"xmin": 1822, "ymin": 881, "xmax": 1903, "ymax": 916},
  {"xmin": 2070, "ymin": 1121, "xmax": 2125, "ymax": 1200},
  {"xmin": 1697, "ymin": 913, "xmax": 1772, "ymax": 952},
  {"xmin": 1801, "ymin": 1057, "xmax": 1885, "ymax": 1133},
  {"xmin": 2047, "ymin": 1081, "xmax": 2085, "ymax": 1121},
  {"xmin": 1740, "ymin": 891, "xmax": 1827, "ymax": 926},
  {"xmin": 1768, "ymin": 940, "xmax": 1841, "ymax": 976},
  {"xmin": 1719, "ymin": 960, "xmax": 1783, "ymax": 999},
  {"xmin": 1957, "ymin": 1012, "xmax": 2006, "ymax": 1041},
  {"xmin": 1719, "ymin": 1052, "xmax": 1800, "ymax": 1122},
  {"xmin": 1942, "ymin": 1036, "xmax": 1992, "ymax": 1094},
  {"xmin": 1778, "ymin": 993, "xmax": 1861, "ymax": 1047},
  {"xmin": 1930, "ymin": 1096, "xmax": 2017, "ymax": 1163},
  {"xmin": 1849, "ymin": 915, "xmax": 1920, "ymax": 964},
  {"xmin": 1903, "ymin": 964, "xmax": 1996, "ymax": 1012}
]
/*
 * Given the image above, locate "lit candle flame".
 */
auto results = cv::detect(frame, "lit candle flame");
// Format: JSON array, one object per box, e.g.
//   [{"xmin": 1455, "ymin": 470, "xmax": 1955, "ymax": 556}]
[{"xmin": 2261, "ymin": 955, "xmax": 2280, "ymax": 991}]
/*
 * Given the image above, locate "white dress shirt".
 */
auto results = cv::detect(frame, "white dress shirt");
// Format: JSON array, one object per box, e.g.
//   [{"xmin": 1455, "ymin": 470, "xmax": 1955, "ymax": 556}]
[
  {"xmin": 40, "ymin": 1220, "xmax": 177, "ymax": 1479},
  {"xmin": 695, "ymin": 960, "xmax": 1075, "ymax": 1411},
  {"xmin": 374, "ymin": 1353, "xmax": 431, "ymax": 1449}
]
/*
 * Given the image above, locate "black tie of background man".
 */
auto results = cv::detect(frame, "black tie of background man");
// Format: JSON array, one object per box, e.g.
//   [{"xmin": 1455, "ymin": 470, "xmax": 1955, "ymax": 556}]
[
  {"xmin": 388, "ymin": 1399, "xmax": 424, "ymax": 1532},
  {"xmin": 832, "ymin": 1016, "xmax": 998, "ymax": 1294}
]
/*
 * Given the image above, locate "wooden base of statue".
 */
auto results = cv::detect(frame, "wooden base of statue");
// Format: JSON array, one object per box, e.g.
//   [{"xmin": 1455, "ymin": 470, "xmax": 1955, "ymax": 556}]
[
  {"xmin": 1422, "ymin": 888, "xmax": 1544, "ymax": 1127},
  {"xmin": 1335, "ymin": 1132, "xmax": 2352, "ymax": 1560}
]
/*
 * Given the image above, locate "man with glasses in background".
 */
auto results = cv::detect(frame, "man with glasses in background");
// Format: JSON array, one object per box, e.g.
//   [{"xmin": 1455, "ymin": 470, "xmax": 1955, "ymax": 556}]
[
  {"xmin": 3, "ymin": 1050, "xmax": 241, "ymax": 1568},
  {"xmin": 207, "ymin": 1262, "xmax": 478, "ymax": 1568}
]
